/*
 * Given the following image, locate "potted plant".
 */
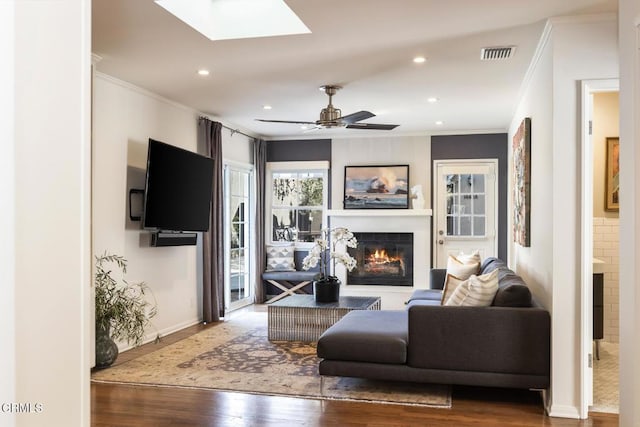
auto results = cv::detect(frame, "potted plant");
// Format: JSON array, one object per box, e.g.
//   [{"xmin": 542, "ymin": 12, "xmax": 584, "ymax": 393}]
[
  {"xmin": 94, "ymin": 252, "xmax": 157, "ymax": 368},
  {"xmin": 302, "ymin": 227, "xmax": 358, "ymax": 302}
]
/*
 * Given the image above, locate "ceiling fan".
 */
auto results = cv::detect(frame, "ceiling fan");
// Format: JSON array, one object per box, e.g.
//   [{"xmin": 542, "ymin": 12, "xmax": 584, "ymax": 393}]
[{"xmin": 256, "ymin": 85, "xmax": 399, "ymax": 131}]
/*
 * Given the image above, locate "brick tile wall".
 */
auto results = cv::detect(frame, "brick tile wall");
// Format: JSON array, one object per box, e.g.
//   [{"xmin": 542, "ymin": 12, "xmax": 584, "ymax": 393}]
[{"xmin": 593, "ymin": 217, "xmax": 619, "ymax": 343}]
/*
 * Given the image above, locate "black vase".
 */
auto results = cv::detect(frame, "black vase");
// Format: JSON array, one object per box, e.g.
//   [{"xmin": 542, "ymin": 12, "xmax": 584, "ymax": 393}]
[
  {"xmin": 95, "ymin": 324, "xmax": 119, "ymax": 368},
  {"xmin": 313, "ymin": 277, "xmax": 341, "ymax": 303}
]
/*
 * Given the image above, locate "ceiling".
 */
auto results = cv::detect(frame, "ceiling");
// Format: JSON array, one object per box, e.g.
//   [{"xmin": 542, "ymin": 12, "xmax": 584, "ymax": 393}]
[{"xmin": 92, "ymin": 0, "xmax": 618, "ymax": 139}]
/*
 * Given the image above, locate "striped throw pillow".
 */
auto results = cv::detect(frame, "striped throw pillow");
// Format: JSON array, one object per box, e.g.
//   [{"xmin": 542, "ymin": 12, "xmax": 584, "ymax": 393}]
[
  {"xmin": 440, "ymin": 274, "xmax": 465, "ymax": 305},
  {"xmin": 444, "ymin": 269, "xmax": 499, "ymax": 307},
  {"xmin": 446, "ymin": 254, "xmax": 480, "ymax": 281}
]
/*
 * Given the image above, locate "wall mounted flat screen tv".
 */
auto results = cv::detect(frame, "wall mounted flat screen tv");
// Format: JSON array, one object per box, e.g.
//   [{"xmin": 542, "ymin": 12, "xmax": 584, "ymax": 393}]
[{"xmin": 142, "ymin": 139, "xmax": 214, "ymax": 232}]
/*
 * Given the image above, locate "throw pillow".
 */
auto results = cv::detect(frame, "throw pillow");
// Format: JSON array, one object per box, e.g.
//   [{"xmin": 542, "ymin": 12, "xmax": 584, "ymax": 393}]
[
  {"xmin": 457, "ymin": 250, "xmax": 481, "ymax": 265},
  {"xmin": 446, "ymin": 254, "xmax": 480, "ymax": 281},
  {"xmin": 444, "ymin": 269, "xmax": 500, "ymax": 307},
  {"xmin": 265, "ymin": 243, "xmax": 296, "ymax": 271},
  {"xmin": 440, "ymin": 274, "xmax": 465, "ymax": 305}
]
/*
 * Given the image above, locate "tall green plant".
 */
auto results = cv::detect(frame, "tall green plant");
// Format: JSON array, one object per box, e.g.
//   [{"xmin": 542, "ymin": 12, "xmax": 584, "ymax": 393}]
[{"xmin": 95, "ymin": 253, "xmax": 157, "ymax": 346}]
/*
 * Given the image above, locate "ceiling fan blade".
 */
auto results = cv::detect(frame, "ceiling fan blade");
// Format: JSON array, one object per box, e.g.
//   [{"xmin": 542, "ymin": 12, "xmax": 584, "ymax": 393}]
[
  {"xmin": 256, "ymin": 119, "xmax": 316, "ymax": 125},
  {"xmin": 302, "ymin": 126, "xmax": 322, "ymax": 133},
  {"xmin": 340, "ymin": 110, "xmax": 375, "ymax": 124},
  {"xmin": 346, "ymin": 123, "xmax": 399, "ymax": 130}
]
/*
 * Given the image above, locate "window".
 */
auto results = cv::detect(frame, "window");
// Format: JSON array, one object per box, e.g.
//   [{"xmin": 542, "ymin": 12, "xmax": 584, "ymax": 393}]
[
  {"xmin": 224, "ymin": 163, "xmax": 254, "ymax": 309},
  {"xmin": 446, "ymin": 173, "xmax": 486, "ymax": 237},
  {"xmin": 266, "ymin": 161, "xmax": 329, "ymax": 245}
]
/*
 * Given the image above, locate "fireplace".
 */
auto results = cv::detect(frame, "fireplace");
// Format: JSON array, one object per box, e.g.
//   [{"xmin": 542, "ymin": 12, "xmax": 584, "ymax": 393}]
[{"xmin": 347, "ymin": 232, "xmax": 413, "ymax": 286}]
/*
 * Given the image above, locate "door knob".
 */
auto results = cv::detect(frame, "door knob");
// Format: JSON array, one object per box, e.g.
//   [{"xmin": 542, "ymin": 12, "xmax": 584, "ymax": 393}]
[{"xmin": 438, "ymin": 240, "xmax": 444, "ymax": 245}]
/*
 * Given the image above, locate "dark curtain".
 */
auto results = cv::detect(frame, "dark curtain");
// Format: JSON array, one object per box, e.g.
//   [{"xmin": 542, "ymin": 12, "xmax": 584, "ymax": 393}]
[
  {"xmin": 253, "ymin": 138, "xmax": 267, "ymax": 303},
  {"xmin": 199, "ymin": 117, "xmax": 225, "ymax": 322}
]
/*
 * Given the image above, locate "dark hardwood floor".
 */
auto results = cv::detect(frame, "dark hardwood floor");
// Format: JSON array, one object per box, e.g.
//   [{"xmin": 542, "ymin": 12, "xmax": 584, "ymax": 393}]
[{"xmin": 91, "ymin": 307, "xmax": 619, "ymax": 427}]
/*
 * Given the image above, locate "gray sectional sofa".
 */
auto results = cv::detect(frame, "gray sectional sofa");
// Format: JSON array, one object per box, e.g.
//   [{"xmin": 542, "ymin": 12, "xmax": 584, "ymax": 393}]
[{"xmin": 316, "ymin": 257, "xmax": 551, "ymax": 390}]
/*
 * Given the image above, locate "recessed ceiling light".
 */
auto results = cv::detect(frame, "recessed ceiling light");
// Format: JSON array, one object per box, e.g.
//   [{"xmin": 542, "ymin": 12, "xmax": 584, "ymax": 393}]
[
  {"xmin": 197, "ymin": 69, "xmax": 210, "ymax": 76},
  {"xmin": 263, "ymin": 105, "xmax": 272, "ymax": 110},
  {"xmin": 435, "ymin": 120, "xmax": 444, "ymax": 126},
  {"xmin": 413, "ymin": 56, "xmax": 426, "ymax": 64},
  {"xmin": 427, "ymin": 97, "xmax": 439, "ymax": 103}
]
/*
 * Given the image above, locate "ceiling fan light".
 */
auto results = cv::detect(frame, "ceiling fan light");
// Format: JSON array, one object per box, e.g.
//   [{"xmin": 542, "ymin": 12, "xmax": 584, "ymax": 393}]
[{"xmin": 413, "ymin": 56, "xmax": 426, "ymax": 64}]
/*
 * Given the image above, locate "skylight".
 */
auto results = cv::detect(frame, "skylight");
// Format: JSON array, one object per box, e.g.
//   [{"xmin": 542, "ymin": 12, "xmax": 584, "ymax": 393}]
[{"xmin": 154, "ymin": 0, "xmax": 311, "ymax": 41}]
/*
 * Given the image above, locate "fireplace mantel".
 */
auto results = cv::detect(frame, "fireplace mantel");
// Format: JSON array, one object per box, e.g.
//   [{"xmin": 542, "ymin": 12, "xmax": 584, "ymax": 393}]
[
  {"xmin": 328, "ymin": 208, "xmax": 432, "ymax": 309},
  {"xmin": 327, "ymin": 209, "xmax": 432, "ymax": 217}
]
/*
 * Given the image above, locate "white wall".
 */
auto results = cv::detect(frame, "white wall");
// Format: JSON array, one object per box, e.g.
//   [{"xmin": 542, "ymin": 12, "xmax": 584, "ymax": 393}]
[
  {"xmin": 3, "ymin": 1, "xmax": 92, "ymax": 426},
  {"xmin": 509, "ymin": 15, "xmax": 618, "ymax": 418},
  {"xmin": 618, "ymin": 0, "xmax": 640, "ymax": 425},
  {"xmin": 93, "ymin": 74, "xmax": 203, "ymax": 347},
  {"xmin": 330, "ymin": 136, "xmax": 431, "ymax": 308},
  {"xmin": 550, "ymin": 16, "xmax": 618, "ymax": 418},
  {"xmin": 93, "ymin": 74, "xmax": 255, "ymax": 348},
  {"xmin": 331, "ymin": 136, "xmax": 431, "ymax": 209},
  {"xmin": 508, "ymin": 26, "xmax": 554, "ymax": 312},
  {"xmin": 0, "ymin": 1, "xmax": 16, "ymax": 423}
]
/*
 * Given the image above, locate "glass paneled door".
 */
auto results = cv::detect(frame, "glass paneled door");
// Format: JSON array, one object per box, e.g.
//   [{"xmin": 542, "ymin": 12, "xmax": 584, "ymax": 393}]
[
  {"xmin": 224, "ymin": 164, "xmax": 253, "ymax": 310},
  {"xmin": 433, "ymin": 160, "xmax": 498, "ymax": 267}
]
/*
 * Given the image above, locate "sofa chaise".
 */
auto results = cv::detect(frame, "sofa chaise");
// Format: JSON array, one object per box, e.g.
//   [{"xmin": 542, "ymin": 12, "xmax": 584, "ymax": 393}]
[{"xmin": 316, "ymin": 257, "xmax": 551, "ymax": 390}]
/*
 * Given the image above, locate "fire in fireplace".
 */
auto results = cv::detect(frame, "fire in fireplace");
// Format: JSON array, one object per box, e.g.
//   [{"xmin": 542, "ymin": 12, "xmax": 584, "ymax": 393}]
[{"xmin": 347, "ymin": 232, "xmax": 413, "ymax": 286}]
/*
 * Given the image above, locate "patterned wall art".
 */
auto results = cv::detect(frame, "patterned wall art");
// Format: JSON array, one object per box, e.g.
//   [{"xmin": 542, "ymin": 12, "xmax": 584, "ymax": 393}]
[
  {"xmin": 605, "ymin": 136, "xmax": 619, "ymax": 211},
  {"xmin": 512, "ymin": 117, "xmax": 531, "ymax": 247}
]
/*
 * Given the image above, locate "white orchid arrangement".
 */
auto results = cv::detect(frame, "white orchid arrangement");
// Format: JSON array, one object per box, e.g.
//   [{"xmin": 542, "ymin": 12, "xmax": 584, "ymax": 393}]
[{"xmin": 302, "ymin": 227, "xmax": 358, "ymax": 280}]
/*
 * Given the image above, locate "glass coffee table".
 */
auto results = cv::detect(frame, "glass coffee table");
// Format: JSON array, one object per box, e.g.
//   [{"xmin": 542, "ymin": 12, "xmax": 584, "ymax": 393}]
[{"xmin": 267, "ymin": 294, "xmax": 381, "ymax": 342}]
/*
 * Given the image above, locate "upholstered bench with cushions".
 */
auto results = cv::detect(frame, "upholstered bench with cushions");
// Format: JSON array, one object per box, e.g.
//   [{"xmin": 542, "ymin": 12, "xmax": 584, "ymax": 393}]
[
  {"xmin": 262, "ymin": 243, "xmax": 321, "ymax": 303},
  {"xmin": 317, "ymin": 257, "xmax": 551, "ymax": 390}
]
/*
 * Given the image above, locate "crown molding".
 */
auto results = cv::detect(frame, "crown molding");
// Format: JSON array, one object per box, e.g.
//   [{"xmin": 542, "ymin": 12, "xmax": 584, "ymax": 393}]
[
  {"xmin": 548, "ymin": 12, "xmax": 617, "ymax": 25},
  {"xmin": 94, "ymin": 71, "xmax": 259, "ymax": 139}
]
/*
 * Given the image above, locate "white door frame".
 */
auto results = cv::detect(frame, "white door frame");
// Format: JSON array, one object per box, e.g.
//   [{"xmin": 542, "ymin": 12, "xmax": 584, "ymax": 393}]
[
  {"xmin": 579, "ymin": 78, "xmax": 619, "ymax": 418},
  {"xmin": 433, "ymin": 159, "xmax": 499, "ymax": 267},
  {"xmin": 223, "ymin": 160, "xmax": 256, "ymax": 312}
]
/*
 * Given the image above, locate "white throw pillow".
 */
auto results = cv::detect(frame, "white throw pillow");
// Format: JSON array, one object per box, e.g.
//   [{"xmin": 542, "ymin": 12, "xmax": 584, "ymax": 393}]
[
  {"xmin": 440, "ymin": 274, "xmax": 465, "ymax": 305},
  {"xmin": 446, "ymin": 255, "xmax": 480, "ymax": 281},
  {"xmin": 444, "ymin": 269, "xmax": 500, "ymax": 307},
  {"xmin": 457, "ymin": 250, "xmax": 481, "ymax": 265},
  {"xmin": 265, "ymin": 243, "xmax": 296, "ymax": 271}
]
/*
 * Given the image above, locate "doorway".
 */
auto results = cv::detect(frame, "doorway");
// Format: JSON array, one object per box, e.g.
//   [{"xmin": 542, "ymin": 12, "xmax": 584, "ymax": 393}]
[
  {"xmin": 433, "ymin": 160, "xmax": 498, "ymax": 267},
  {"xmin": 224, "ymin": 163, "xmax": 255, "ymax": 311},
  {"xmin": 580, "ymin": 79, "xmax": 620, "ymax": 417}
]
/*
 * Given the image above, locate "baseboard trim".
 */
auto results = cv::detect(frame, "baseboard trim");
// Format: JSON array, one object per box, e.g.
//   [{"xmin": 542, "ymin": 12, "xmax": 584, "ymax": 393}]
[
  {"xmin": 549, "ymin": 404, "xmax": 581, "ymax": 419},
  {"xmin": 118, "ymin": 317, "xmax": 202, "ymax": 352}
]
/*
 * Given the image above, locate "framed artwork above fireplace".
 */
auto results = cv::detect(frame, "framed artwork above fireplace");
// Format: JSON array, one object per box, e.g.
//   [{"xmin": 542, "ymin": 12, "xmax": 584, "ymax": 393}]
[{"xmin": 343, "ymin": 165, "xmax": 410, "ymax": 209}]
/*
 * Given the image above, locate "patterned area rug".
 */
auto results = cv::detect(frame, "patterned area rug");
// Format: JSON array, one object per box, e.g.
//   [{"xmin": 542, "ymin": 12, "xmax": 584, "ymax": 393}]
[{"xmin": 92, "ymin": 312, "xmax": 451, "ymax": 408}]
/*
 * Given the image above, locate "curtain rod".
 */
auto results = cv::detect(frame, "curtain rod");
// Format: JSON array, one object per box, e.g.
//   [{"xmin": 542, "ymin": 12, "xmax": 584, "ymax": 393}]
[{"xmin": 199, "ymin": 116, "xmax": 256, "ymax": 140}]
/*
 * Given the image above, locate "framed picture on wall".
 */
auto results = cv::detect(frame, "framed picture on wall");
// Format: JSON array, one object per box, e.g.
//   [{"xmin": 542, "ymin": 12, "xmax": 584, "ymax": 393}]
[
  {"xmin": 344, "ymin": 165, "xmax": 410, "ymax": 209},
  {"xmin": 605, "ymin": 136, "xmax": 620, "ymax": 211},
  {"xmin": 512, "ymin": 117, "xmax": 531, "ymax": 247}
]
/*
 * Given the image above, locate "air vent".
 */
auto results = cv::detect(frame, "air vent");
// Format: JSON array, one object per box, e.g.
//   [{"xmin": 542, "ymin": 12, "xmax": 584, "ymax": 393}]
[{"xmin": 480, "ymin": 46, "xmax": 516, "ymax": 61}]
